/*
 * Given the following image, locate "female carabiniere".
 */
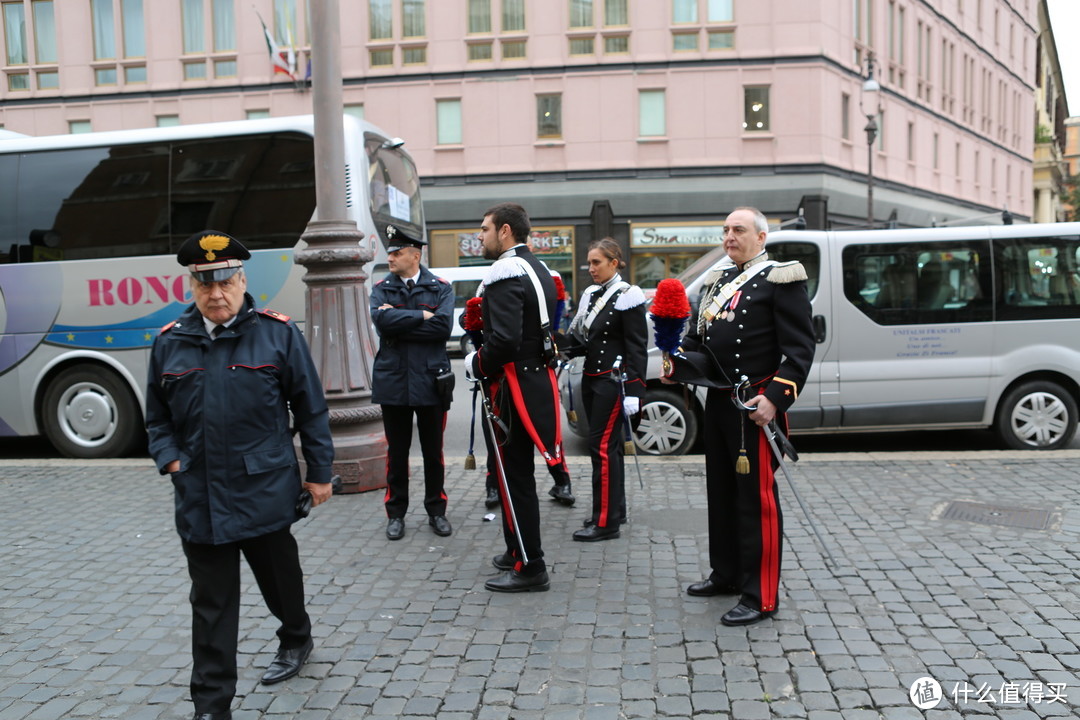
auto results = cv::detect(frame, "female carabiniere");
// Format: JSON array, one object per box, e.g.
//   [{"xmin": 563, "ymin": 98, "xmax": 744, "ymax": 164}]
[{"xmin": 563, "ymin": 238, "xmax": 647, "ymax": 541}]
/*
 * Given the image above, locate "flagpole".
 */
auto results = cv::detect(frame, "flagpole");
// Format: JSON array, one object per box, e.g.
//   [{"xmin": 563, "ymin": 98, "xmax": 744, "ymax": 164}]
[{"xmin": 293, "ymin": 0, "xmax": 387, "ymax": 493}]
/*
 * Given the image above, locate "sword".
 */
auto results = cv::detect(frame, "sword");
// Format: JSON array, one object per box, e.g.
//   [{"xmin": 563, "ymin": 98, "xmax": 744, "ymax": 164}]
[
  {"xmin": 733, "ymin": 376, "xmax": 837, "ymax": 568},
  {"xmin": 612, "ymin": 356, "xmax": 644, "ymax": 490},
  {"xmin": 473, "ymin": 377, "xmax": 530, "ymax": 565}
]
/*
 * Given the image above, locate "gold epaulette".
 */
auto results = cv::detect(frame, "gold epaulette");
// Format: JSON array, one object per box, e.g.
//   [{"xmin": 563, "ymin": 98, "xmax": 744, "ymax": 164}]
[{"xmin": 766, "ymin": 261, "xmax": 807, "ymax": 284}]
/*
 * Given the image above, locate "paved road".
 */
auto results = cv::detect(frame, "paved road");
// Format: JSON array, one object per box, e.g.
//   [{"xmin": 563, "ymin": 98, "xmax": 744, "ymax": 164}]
[{"xmin": 2, "ymin": 450, "xmax": 1079, "ymax": 719}]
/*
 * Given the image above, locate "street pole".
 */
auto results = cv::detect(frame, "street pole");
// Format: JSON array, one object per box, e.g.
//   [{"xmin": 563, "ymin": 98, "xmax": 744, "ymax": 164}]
[
  {"xmin": 294, "ymin": 0, "xmax": 387, "ymax": 493},
  {"xmin": 866, "ymin": 114, "xmax": 877, "ymax": 228}
]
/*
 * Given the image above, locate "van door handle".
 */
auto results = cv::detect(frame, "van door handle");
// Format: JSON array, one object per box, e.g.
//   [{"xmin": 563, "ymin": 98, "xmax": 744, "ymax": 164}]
[{"xmin": 812, "ymin": 314, "xmax": 827, "ymax": 343}]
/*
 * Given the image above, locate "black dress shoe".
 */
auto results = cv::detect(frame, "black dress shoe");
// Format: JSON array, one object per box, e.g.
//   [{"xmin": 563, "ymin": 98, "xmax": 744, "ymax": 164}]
[
  {"xmin": 572, "ymin": 524, "xmax": 620, "ymax": 542},
  {"xmin": 260, "ymin": 637, "xmax": 313, "ymax": 684},
  {"xmin": 686, "ymin": 578, "xmax": 740, "ymax": 597},
  {"xmin": 582, "ymin": 518, "xmax": 596, "ymax": 527},
  {"xmin": 492, "ymin": 552, "xmax": 515, "ymax": 571},
  {"xmin": 485, "ymin": 488, "xmax": 500, "ymax": 509},
  {"xmin": 485, "ymin": 569, "xmax": 550, "ymax": 593},
  {"xmin": 547, "ymin": 484, "xmax": 576, "ymax": 506},
  {"xmin": 193, "ymin": 713, "xmax": 231, "ymax": 720},
  {"xmin": 386, "ymin": 517, "xmax": 405, "ymax": 540},
  {"xmin": 429, "ymin": 515, "xmax": 452, "ymax": 536},
  {"xmin": 721, "ymin": 603, "xmax": 776, "ymax": 626}
]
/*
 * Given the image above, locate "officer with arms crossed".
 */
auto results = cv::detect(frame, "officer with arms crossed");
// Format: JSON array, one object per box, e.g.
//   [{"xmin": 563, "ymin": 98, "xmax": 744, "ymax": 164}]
[
  {"xmin": 146, "ymin": 231, "xmax": 334, "ymax": 720},
  {"xmin": 465, "ymin": 202, "xmax": 565, "ymax": 593},
  {"xmin": 674, "ymin": 207, "xmax": 815, "ymax": 626},
  {"xmin": 370, "ymin": 224, "xmax": 455, "ymax": 541}
]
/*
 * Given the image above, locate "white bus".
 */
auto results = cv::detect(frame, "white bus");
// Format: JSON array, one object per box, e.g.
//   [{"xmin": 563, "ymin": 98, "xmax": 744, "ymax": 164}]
[{"xmin": 0, "ymin": 114, "xmax": 424, "ymax": 458}]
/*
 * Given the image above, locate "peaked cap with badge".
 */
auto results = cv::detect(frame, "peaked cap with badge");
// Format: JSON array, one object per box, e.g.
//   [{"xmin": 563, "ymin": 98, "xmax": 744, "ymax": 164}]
[
  {"xmin": 384, "ymin": 223, "xmax": 428, "ymax": 254},
  {"xmin": 177, "ymin": 230, "xmax": 251, "ymax": 282}
]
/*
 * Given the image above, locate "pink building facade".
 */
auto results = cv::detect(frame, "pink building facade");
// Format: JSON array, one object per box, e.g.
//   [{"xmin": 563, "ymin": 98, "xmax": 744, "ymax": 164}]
[{"xmin": 1, "ymin": 0, "xmax": 1039, "ymax": 285}]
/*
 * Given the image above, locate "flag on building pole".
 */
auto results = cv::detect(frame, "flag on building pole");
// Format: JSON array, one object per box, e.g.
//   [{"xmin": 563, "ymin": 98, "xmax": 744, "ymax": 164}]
[{"xmin": 257, "ymin": 12, "xmax": 297, "ymax": 81}]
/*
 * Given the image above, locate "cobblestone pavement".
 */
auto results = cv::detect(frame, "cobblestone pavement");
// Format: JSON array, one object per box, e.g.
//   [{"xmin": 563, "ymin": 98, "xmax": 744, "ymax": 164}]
[{"xmin": 2, "ymin": 451, "xmax": 1080, "ymax": 720}]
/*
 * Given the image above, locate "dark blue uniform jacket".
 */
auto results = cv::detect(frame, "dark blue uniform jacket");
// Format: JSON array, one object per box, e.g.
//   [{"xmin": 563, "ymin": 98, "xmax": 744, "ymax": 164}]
[
  {"xmin": 369, "ymin": 265, "xmax": 454, "ymax": 407},
  {"xmin": 145, "ymin": 294, "xmax": 334, "ymax": 545}
]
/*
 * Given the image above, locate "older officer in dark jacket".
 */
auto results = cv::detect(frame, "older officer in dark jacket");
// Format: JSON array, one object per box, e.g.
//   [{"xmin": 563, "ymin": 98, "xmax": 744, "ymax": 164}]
[
  {"xmin": 465, "ymin": 202, "xmax": 565, "ymax": 593},
  {"xmin": 675, "ymin": 207, "xmax": 815, "ymax": 627},
  {"xmin": 145, "ymin": 231, "xmax": 333, "ymax": 720},
  {"xmin": 370, "ymin": 224, "xmax": 455, "ymax": 540}
]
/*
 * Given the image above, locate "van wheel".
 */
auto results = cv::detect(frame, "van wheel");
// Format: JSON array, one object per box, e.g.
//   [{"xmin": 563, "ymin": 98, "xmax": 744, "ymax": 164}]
[
  {"xmin": 41, "ymin": 366, "xmax": 144, "ymax": 459},
  {"xmin": 995, "ymin": 381, "xmax": 1078, "ymax": 450},
  {"xmin": 633, "ymin": 388, "xmax": 699, "ymax": 456}
]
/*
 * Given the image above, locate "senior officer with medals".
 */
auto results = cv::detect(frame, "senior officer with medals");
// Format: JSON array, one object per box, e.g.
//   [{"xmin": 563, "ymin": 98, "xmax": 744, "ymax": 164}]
[
  {"xmin": 146, "ymin": 231, "xmax": 334, "ymax": 720},
  {"xmin": 370, "ymin": 224, "xmax": 455, "ymax": 541},
  {"xmin": 562, "ymin": 238, "xmax": 648, "ymax": 541},
  {"xmin": 464, "ymin": 202, "xmax": 565, "ymax": 593},
  {"xmin": 672, "ymin": 207, "xmax": 815, "ymax": 626}
]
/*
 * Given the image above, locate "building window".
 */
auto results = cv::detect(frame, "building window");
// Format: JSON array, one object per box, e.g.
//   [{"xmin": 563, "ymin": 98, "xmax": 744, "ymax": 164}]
[
  {"xmin": 708, "ymin": 0, "xmax": 733, "ymax": 22},
  {"xmin": 502, "ymin": 39, "xmax": 526, "ymax": 58},
  {"xmin": 273, "ymin": 0, "xmax": 297, "ymax": 45},
  {"xmin": 467, "ymin": 41, "xmax": 493, "ymax": 60},
  {"xmin": 569, "ymin": 36, "xmax": 594, "ymax": 54},
  {"xmin": 3, "ymin": 2, "xmax": 28, "ymax": 66},
  {"xmin": 402, "ymin": 0, "xmax": 425, "ymax": 38},
  {"xmin": 402, "ymin": 45, "xmax": 425, "ymax": 64},
  {"xmin": 673, "ymin": 32, "xmax": 698, "ymax": 51},
  {"xmin": 639, "ymin": 89, "xmax": 666, "ymax": 137},
  {"xmin": 604, "ymin": 0, "xmax": 627, "ymax": 26},
  {"xmin": 570, "ymin": 0, "xmax": 593, "ymax": 28},
  {"xmin": 369, "ymin": 0, "xmax": 392, "ymax": 40},
  {"xmin": 90, "ymin": 0, "xmax": 145, "ymax": 86},
  {"xmin": 157, "ymin": 114, "xmax": 181, "ymax": 127},
  {"xmin": 604, "ymin": 35, "xmax": 628, "ymax": 53},
  {"xmin": 743, "ymin": 86, "xmax": 770, "ymax": 132},
  {"xmin": 503, "ymin": 0, "xmax": 525, "ymax": 31},
  {"xmin": 842, "ymin": 92, "xmax": 851, "ymax": 140},
  {"xmin": 34, "ymin": 1, "xmax": 57, "ymax": 63},
  {"xmin": 887, "ymin": 1, "xmax": 905, "ymax": 87},
  {"xmin": 36, "ymin": 69, "xmax": 57, "ymax": 88},
  {"xmin": 370, "ymin": 48, "xmax": 393, "ymax": 66},
  {"xmin": 183, "ymin": 61, "xmax": 206, "ymax": 79},
  {"xmin": 708, "ymin": 30, "xmax": 733, "ymax": 49},
  {"xmin": 69, "ymin": 119, "xmax": 92, "ymax": 134},
  {"xmin": 246, "ymin": 109, "xmax": 270, "ymax": 119},
  {"xmin": 906, "ymin": 121, "xmax": 914, "ymax": 162},
  {"xmin": 537, "ymin": 93, "xmax": 562, "ymax": 138},
  {"xmin": 853, "ymin": 0, "xmax": 872, "ymax": 67},
  {"xmin": 344, "ymin": 103, "xmax": 364, "ymax": 119},
  {"xmin": 916, "ymin": 20, "xmax": 931, "ymax": 102},
  {"xmin": 933, "ymin": 132, "xmax": 939, "ymax": 170},
  {"xmin": 468, "ymin": 0, "xmax": 490, "ymax": 33},
  {"xmin": 7, "ymin": 72, "xmax": 28, "ymax": 90},
  {"xmin": 180, "ymin": 0, "xmax": 236, "ymax": 78},
  {"xmin": 673, "ymin": 0, "xmax": 696, "ymax": 23},
  {"xmin": 213, "ymin": 58, "xmax": 235, "ymax": 77},
  {"xmin": 437, "ymin": 99, "xmax": 462, "ymax": 145}
]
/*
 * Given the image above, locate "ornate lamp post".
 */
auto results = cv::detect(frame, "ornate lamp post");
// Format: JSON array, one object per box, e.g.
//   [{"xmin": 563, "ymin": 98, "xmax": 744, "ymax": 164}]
[
  {"xmin": 294, "ymin": 0, "xmax": 386, "ymax": 493},
  {"xmin": 862, "ymin": 52, "xmax": 881, "ymax": 228}
]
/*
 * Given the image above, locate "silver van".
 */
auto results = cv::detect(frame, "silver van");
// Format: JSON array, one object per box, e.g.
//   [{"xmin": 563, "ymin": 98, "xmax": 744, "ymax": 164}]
[{"xmin": 562, "ymin": 222, "xmax": 1080, "ymax": 453}]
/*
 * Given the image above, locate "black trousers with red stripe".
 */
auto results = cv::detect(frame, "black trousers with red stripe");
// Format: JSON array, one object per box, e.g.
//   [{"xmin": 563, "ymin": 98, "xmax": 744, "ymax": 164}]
[
  {"xmin": 581, "ymin": 375, "xmax": 627, "ymax": 528},
  {"xmin": 702, "ymin": 388, "xmax": 784, "ymax": 613},
  {"xmin": 382, "ymin": 404, "xmax": 448, "ymax": 518}
]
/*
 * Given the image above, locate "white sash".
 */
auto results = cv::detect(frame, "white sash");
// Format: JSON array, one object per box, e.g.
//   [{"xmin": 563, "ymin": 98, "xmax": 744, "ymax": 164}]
[{"xmin": 698, "ymin": 260, "xmax": 775, "ymax": 331}]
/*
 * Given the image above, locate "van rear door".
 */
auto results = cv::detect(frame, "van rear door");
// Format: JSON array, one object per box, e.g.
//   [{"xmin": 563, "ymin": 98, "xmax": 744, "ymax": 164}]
[{"xmin": 831, "ymin": 231, "xmax": 994, "ymax": 430}]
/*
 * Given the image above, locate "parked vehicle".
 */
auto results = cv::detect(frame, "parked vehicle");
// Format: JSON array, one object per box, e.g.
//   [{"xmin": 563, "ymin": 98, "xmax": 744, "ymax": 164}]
[
  {"xmin": 562, "ymin": 222, "xmax": 1080, "ymax": 454},
  {"xmin": 430, "ymin": 266, "xmax": 489, "ymax": 354}
]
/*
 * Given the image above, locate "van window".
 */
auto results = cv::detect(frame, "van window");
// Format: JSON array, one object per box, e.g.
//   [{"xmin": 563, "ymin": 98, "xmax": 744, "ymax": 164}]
[
  {"xmin": 842, "ymin": 240, "xmax": 992, "ymax": 324},
  {"xmin": 452, "ymin": 279, "xmax": 482, "ymax": 308},
  {"xmin": 995, "ymin": 234, "xmax": 1080, "ymax": 321},
  {"xmin": 769, "ymin": 241, "xmax": 821, "ymax": 299}
]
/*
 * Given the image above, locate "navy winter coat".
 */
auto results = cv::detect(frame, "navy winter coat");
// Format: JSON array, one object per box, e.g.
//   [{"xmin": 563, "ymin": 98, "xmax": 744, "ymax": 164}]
[
  {"xmin": 145, "ymin": 294, "xmax": 334, "ymax": 545},
  {"xmin": 369, "ymin": 265, "xmax": 454, "ymax": 407}
]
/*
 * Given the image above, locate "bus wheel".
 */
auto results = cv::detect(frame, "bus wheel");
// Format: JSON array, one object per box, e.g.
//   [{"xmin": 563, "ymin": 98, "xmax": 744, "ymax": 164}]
[
  {"xmin": 41, "ymin": 366, "xmax": 143, "ymax": 459},
  {"xmin": 633, "ymin": 388, "xmax": 699, "ymax": 456},
  {"xmin": 995, "ymin": 380, "xmax": 1078, "ymax": 450}
]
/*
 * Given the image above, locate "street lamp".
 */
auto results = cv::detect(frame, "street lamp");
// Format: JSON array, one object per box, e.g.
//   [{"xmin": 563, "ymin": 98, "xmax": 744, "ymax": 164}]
[{"xmin": 862, "ymin": 52, "xmax": 881, "ymax": 228}]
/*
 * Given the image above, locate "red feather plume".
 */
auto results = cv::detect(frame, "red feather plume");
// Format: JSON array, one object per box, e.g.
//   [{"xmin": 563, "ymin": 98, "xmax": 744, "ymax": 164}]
[
  {"xmin": 650, "ymin": 278, "xmax": 691, "ymax": 319},
  {"xmin": 463, "ymin": 296, "xmax": 484, "ymax": 332},
  {"xmin": 552, "ymin": 274, "xmax": 566, "ymax": 301}
]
